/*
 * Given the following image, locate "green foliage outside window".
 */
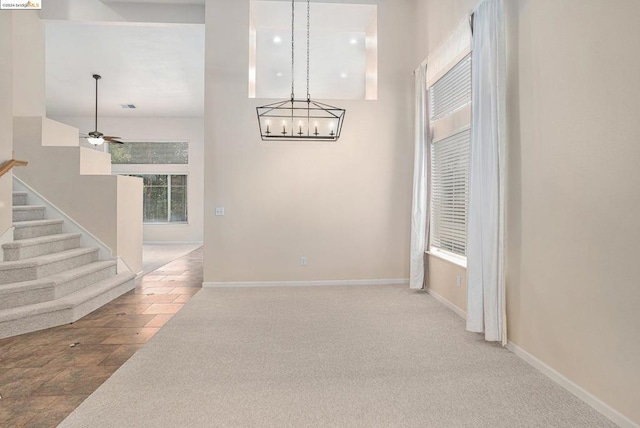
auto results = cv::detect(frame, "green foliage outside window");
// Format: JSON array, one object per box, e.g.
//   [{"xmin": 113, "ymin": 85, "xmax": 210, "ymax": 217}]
[
  {"xmin": 110, "ymin": 142, "xmax": 188, "ymax": 165},
  {"xmin": 129, "ymin": 174, "xmax": 187, "ymax": 223}
]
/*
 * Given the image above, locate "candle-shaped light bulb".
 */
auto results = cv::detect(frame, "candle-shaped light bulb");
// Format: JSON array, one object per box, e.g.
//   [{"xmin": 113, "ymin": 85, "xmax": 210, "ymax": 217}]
[
  {"xmin": 329, "ymin": 122, "xmax": 335, "ymax": 136},
  {"xmin": 298, "ymin": 121, "xmax": 303, "ymax": 136},
  {"xmin": 314, "ymin": 122, "xmax": 319, "ymax": 136},
  {"xmin": 282, "ymin": 120, "xmax": 287, "ymax": 135},
  {"xmin": 265, "ymin": 120, "xmax": 271, "ymax": 135}
]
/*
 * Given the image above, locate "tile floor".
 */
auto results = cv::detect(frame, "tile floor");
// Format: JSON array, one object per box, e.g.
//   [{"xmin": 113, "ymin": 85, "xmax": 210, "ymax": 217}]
[{"xmin": 0, "ymin": 247, "xmax": 203, "ymax": 427}]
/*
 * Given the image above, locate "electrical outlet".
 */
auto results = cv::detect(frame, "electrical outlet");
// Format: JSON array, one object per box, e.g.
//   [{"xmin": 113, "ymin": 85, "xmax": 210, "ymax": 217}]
[
  {"xmin": 301, "ymin": 256, "xmax": 308, "ymax": 266},
  {"xmin": 456, "ymin": 276, "xmax": 462, "ymax": 287},
  {"xmin": 215, "ymin": 207, "xmax": 225, "ymax": 216}
]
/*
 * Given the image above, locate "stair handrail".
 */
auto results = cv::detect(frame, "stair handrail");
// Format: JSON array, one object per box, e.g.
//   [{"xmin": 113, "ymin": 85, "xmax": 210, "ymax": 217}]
[{"xmin": 0, "ymin": 159, "xmax": 28, "ymax": 178}]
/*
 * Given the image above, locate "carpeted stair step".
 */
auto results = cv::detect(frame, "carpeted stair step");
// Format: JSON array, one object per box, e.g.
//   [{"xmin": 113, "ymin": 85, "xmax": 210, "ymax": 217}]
[
  {"xmin": 0, "ymin": 247, "xmax": 99, "ymax": 285},
  {"xmin": 12, "ymin": 205, "xmax": 46, "ymax": 222},
  {"xmin": 2, "ymin": 232, "xmax": 82, "ymax": 261},
  {"xmin": 12, "ymin": 219, "xmax": 65, "ymax": 240},
  {"xmin": 0, "ymin": 272, "xmax": 136, "ymax": 339},
  {"xmin": 12, "ymin": 191, "xmax": 28, "ymax": 206},
  {"xmin": 0, "ymin": 260, "xmax": 117, "ymax": 310}
]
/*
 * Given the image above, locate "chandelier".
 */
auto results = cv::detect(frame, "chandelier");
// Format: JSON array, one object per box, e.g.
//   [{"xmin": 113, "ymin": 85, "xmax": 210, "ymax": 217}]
[{"xmin": 256, "ymin": 0, "xmax": 346, "ymax": 141}]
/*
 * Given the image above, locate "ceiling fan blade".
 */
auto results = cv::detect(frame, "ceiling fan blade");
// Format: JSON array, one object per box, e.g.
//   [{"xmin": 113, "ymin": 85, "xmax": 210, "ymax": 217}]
[
  {"xmin": 105, "ymin": 139, "xmax": 124, "ymax": 144},
  {"xmin": 103, "ymin": 136, "xmax": 121, "ymax": 140}
]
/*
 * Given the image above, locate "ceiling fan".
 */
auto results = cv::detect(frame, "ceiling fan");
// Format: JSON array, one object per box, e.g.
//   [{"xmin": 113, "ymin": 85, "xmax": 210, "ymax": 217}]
[{"xmin": 81, "ymin": 74, "xmax": 124, "ymax": 146}]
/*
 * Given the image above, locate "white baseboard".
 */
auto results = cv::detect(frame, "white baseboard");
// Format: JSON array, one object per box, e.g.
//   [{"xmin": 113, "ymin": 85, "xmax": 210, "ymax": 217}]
[
  {"xmin": 425, "ymin": 287, "xmax": 467, "ymax": 319},
  {"xmin": 506, "ymin": 341, "xmax": 638, "ymax": 428},
  {"xmin": 203, "ymin": 278, "xmax": 409, "ymax": 288},
  {"xmin": 423, "ymin": 288, "xmax": 636, "ymax": 427},
  {"xmin": 143, "ymin": 241, "xmax": 203, "ymax": 245}
]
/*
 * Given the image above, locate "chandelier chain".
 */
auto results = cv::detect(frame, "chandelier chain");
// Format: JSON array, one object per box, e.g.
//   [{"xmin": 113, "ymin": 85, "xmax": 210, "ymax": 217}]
[
  {"xmin": 306, "ymin": 0, "xmax": 310, "ymax": 101},
  {"xmin": 256, "ymin": 0, "xmax": 344, "ymax": 141},
  {"xmin": 291, "ymin": 0, "xmax": 295, "ymax": 100}
]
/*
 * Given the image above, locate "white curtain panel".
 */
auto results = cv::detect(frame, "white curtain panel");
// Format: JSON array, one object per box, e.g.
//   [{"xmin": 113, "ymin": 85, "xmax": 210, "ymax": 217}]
[
  {"xmin": 466, "ymin": 0, "xmax": 507, "ymax": 344},
  {"xmin": 409, "ymin": 64, "xmax": 429, "ymax": 290}
]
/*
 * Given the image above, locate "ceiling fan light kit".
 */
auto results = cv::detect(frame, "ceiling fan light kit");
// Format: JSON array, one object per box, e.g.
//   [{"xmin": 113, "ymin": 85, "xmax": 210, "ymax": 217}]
[
  {"xmin": 86, "ymin": 136, "xmax": 104, "ymax": 146},
  {"xmin": 256, "ymin": 0, "xmax": 345, "ymax": 142}
]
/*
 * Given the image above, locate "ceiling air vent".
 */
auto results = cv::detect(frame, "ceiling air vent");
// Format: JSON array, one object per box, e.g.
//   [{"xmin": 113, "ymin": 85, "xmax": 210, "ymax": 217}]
[{"xmin": 120, "ymin": 104, "xmax": 136, "ymax": 109}]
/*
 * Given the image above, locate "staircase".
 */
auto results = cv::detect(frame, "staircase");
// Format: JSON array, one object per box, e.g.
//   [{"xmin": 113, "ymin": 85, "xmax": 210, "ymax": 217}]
[{"xmin": 0, "ymin": 190, "xmax": 136, "ymax": 339}]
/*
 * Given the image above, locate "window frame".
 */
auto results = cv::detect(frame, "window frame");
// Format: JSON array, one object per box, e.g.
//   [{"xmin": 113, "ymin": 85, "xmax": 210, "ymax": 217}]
[
  {"xmin": 127, "ymin": 173, "xmax": 189, "ymax": 225},
  {"xmin": 109, "ymin": 140, "xmax": 191, "ymax": 227},
  {"xmin": 426, "ymin": 53, "xmax": 472, "ymax": 267}
]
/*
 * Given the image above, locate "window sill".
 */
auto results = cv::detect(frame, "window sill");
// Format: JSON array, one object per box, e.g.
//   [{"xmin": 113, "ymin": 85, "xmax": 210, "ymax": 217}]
[
  {"xmin": 426, "ymin": 249, "xmax": 467, "ymax": 269},
  {"xmin": 144, "ymin": 222, "xmax": 189, "ymax": 226}
]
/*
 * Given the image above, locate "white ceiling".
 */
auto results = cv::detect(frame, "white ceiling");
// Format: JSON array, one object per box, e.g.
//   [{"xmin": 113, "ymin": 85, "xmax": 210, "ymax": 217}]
[
  {"xmin": 251, "ymin": 1, "xmax": 376, "ymax": 100},
  {"xmin": 102, "ymin": 0, "xmax": 205, "ymax": 4},
  {"xmin": 45, "ymin": 1, "xmax": 375, "ymax": 118},
  {"xmin": 46, "ymin": 22, "xmax": 205, "ymax": 118},
  {"xmin": 251, "ymin": 1, "xmax": 376, "ymax": 32},
  {"xmin": 255, "ymin": 28, "xmax": 367, "ymax": 99}
]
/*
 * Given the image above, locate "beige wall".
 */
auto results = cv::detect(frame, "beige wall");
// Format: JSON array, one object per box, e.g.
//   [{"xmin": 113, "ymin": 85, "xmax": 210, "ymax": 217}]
[
  {"xmin": 506, "ymin": 1, "xmax": 640, "ymax": 423},
  {"xmin": 12, "ymin": 11, "xmax": 45, "ymax": 118},
  {"xmin": 0, "ymin": 13, "xmax": 13, "ymax": 239},
  {"xmin": 14, "ymin": 117, "xmax": 143, "ymax": 274},
  {"xmin": 204, "ymin": 0, "xmax": 415, "ymax": 283},
  {"xmin": 426, "ymin": 256, "xmax": 467, "ymax": 314},
  {"xmin": 54, "ymin": 116, "xmax": 205, "ymax": 243},
  {"xmin": 414, "ymin": 0, "xmax": 477, "ymax": 65},
  {"xmin": 419, "ymin": 0, "xmax": 640, "ymax": 424},
  {"xmin": 117, "ymin": 176, "xmax": 143, "ymax": 273}
]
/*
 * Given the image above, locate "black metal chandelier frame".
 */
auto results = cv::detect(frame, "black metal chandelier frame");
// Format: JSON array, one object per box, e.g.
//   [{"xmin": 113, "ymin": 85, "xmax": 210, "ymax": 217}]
[{"xmin": 256, "ymin": 0, "xmax": 346, "ymax": 142}]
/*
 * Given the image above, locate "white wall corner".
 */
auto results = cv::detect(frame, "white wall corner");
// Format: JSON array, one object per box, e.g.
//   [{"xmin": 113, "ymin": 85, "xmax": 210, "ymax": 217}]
[
  {"xmin": 506, "ymin": 342, "xmax": 639, "ymax": 428},
  {"xmin": 116, "ymin": 256, "xmax": 141, "ymax": 277}
]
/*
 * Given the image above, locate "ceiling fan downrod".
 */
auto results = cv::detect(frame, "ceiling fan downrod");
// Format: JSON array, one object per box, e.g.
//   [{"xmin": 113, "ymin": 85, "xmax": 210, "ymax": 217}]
[{"xmin": 91, "ymin": 74, "xmax": 101, "ymax": 137}]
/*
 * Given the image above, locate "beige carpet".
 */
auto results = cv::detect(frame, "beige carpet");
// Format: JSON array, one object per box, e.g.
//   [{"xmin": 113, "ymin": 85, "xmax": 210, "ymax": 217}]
[{"xmin": 60, "ymin": 285, "xmax": 615, "ymax": 427}]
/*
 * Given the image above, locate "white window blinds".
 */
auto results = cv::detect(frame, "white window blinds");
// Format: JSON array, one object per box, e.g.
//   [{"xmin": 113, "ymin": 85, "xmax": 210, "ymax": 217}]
[
  {"xmin": 430, "ymin": 55, "xmax": 471, "ymax": 121},
  {"xmin": 429, "ymin": 53, "xmax": 471, "ymax": 259},
  {"xmin": 430, "ymin": 129, "xmax": 470, "ymax": 256}
]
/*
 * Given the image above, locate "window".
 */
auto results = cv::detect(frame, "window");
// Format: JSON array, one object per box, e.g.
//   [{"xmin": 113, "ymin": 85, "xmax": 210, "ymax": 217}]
[
  {"xmin": 430, "ymin": 129, "xmax": 470, "ymax": 256},
  {"xmin": 109, "ymin": 141, "xmax": 190, "ymax": 225},
  {"xmin": 109, "ymin": 142, "xmax": 188, "ymax": 165},
  {"xmin": 429, "ymin": 54, "xmax": 471, "ymax": 260},
  {"xmin": 130, "ymin": 174, "xmax": 188, "ymax": 223}
]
